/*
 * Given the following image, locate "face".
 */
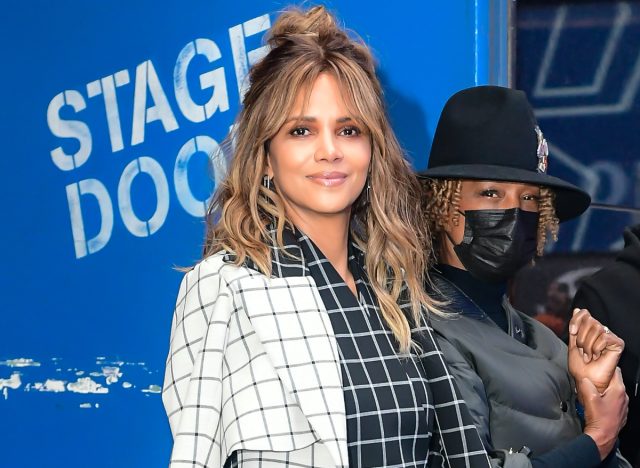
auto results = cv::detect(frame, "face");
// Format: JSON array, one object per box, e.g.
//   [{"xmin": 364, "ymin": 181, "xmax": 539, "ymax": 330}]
[
  {"xmin": 441, "ymin": 180, "xmax": 540, "ymax": 267},
  {"xmin": 266, "ymin": 73, "xmax": 371, "ymax": 228}
]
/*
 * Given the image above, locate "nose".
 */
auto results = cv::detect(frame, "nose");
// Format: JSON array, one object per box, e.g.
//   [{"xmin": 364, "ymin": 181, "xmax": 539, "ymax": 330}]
[
  {"xmin": 503, "ymin": 191, "xmax": 520, "ymax": 209},
  {"xmin": 503, "ymin": 189, "xmax": 530, "ymax": 210},
  {"xmin": 314, "ymin": 131, "xmax": 343, "ymax": 162}
]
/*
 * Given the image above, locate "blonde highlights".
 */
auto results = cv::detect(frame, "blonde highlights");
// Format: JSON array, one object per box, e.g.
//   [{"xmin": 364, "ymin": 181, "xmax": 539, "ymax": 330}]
[
  {"xmin": 204, "ymin": 6, "xmax": 438, "ymax": 352},
  {"xmin": 537, "ymin": 186, "xmax": 559, "ymax": 254}
]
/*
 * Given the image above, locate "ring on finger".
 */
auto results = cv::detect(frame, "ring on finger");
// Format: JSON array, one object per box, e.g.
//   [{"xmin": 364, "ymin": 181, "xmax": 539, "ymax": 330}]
[{"xmin": 603, "ymin": 326, "xmax": 611, "ymax": 334}]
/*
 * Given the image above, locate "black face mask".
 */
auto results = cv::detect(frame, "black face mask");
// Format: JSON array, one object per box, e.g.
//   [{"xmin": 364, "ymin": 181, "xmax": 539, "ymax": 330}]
[{"xmin": 452, "ymin": 208, "xmax": 539, "ymax": 283}]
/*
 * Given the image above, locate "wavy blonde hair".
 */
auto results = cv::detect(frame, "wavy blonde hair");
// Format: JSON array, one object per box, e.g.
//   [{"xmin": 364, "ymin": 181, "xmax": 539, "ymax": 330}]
[
  {"xmin": 421, "ymin": 178, "xmax": 560, "ymax": 258},
  {"xmin": 203, "ymin": 6, "xmax": 437, "ymax": 352}
]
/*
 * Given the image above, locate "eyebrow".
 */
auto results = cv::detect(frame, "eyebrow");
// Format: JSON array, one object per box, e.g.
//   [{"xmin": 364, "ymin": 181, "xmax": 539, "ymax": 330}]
[
  {"xmin": 472, "ymin": 183, "xmax": 540, "ymax": 194},
  {"xmin": 283, "ymin": 116, "xmax": 354, "ymax": 124}
]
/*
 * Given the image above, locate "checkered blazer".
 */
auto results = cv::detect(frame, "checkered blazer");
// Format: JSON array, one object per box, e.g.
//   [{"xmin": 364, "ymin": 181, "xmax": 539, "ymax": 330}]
[{"xmin": 163, "ymin": 239, "xmax": 490, "ymax": 468}]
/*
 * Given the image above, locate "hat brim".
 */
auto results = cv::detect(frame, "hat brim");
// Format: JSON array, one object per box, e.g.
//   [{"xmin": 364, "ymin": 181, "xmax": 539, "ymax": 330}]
[{"xmin": 417, "ymin": 164, "xmax": 591, "ymax": 222}]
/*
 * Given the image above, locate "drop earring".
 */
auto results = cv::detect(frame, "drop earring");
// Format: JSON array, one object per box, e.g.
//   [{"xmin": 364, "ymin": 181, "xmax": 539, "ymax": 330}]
[{"xmin": 262, "ymin": 175, "xmax": 273, "ymax": 191}]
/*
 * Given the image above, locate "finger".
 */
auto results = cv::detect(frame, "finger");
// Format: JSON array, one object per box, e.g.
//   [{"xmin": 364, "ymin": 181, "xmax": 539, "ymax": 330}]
[
  {"xmin": 604, "ymin": 332, "xmax": 625, "ymax": 352},
  {"xmin": 576, "ymin": 318, "xmax": 600, "ymax": 361},
  {"xmin": 580, "ymin": 321, "xmax": 606, "ymax": 361},
  {"xmin": 575, "ymin": 315, "xmax": 597, "ymax": 346},
  {"xmin": 592, "ymin": 332, "xmax": 624, "ymax": 359},
  {"xmin": 569, "ymin": 308, "xmax": 590, "ymax": 335},
  {"xmin": 569, "ymin": 309, "xmax": 589, "ymax": 358},
  {"xmin": 568, "ymin": 329, "xmax": 586, "ymax": 363},
  {"xmin": 568, "ymin": 321, "xmax": 578, "ymax": 350},
  {"xmin": 592, "ymin": 334, "xmax": 608, "ymax": 359}
]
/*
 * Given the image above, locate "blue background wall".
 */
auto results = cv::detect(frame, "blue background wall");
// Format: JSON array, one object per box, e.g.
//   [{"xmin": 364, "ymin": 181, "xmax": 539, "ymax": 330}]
[
  {"xmin": 517, "ymin": 1, "xmax": 640, "ymax": 252},
  {"xmin": 0, "ymin": 1, "xmax": 504, "ymax": 466}
]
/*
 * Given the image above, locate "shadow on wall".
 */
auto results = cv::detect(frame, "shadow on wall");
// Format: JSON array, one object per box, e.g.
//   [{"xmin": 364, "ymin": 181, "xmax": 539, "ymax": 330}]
[{"xmin": 379, "ymin": 71, "xmax": 433, "ymax": 169}]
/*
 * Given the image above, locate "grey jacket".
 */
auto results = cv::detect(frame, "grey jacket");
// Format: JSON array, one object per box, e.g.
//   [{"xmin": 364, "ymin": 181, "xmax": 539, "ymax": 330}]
[{"xmin": 429, "ymin": 272, "xmax": 582, "ymax": 468}]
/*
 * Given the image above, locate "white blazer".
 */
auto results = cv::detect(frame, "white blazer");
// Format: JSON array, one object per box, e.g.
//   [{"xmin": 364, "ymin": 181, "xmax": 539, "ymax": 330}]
[{"xmin": 163, "ymin": 253, "xmax": 346, "ymax": 467}]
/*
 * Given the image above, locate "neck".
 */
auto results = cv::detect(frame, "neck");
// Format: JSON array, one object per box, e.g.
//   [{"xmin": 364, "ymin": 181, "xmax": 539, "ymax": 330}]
[{"xmin": 286, "ymin": 208, "xmax": 351, "ymax": 279}]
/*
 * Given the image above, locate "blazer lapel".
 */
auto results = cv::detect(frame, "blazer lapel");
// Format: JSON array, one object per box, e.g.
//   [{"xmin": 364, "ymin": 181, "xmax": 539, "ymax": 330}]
[{"xmin": 234, "ymin": 271, "xmax": 348, "ymax": 467}]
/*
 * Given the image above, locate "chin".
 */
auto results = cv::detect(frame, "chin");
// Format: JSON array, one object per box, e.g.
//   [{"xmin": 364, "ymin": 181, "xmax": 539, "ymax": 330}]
[
  {"xmin": 310, "ymin": 194, "xmax": 361, "ymax": 215},
  {"xmin": 309, "ymin": 204, "xmax": 353, "ymax": 216}
]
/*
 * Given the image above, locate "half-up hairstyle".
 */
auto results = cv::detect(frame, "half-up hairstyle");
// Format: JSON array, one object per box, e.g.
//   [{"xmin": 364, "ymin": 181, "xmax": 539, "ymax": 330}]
[{"xmin": 204, "ymin": 6, "xmax": 438, "ymax": 352}]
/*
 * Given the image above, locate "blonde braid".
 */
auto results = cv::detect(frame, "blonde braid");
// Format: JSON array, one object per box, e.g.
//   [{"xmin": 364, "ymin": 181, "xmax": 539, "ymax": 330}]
[{"xmin": 537, "ymin": 186, "xmax": 559, "ymax": 255}]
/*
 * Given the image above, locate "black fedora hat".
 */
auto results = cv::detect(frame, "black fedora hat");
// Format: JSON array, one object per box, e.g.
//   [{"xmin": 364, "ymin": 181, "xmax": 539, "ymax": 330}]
[{"xmin": 418, "ymin": 85, "xmax": 590, "ymax": 221}]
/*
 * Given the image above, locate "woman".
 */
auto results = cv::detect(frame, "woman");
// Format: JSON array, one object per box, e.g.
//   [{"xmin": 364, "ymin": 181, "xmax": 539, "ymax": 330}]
[
  {"xmin": 419, "ymin": 85, "xmax": 629, "ymax": 467},
  {"xmin": 163, "ymin": 7, "xmax": 490, "ymax": 468}
]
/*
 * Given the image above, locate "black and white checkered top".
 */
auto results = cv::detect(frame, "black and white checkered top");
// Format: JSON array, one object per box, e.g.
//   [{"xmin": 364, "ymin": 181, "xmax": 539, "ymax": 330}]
[{"xmin": 163, "ymin": 224, "xmax": 490, "ymax": 468}]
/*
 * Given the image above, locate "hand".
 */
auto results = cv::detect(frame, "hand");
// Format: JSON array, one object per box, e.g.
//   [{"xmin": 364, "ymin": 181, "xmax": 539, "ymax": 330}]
[
  {"xmin": 568, "ymin": 308, "xmax": 624, "ymax": 394},
  {"xmin": 580, "ymin": 368, "xmax": 629, "ymax": 460}
]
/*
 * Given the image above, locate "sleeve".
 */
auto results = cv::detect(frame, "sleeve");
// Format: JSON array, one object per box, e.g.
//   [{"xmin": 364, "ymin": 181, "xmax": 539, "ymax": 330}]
[
  {"xmin": 162, "ymin": 261, "xmax": 233, "ymax": 467},
  {"xmin": 598, "ymin": 441, "xmax": 633, "ymax": 468},
  {"xmin": 489, "ymin": 436, "xmax": 600, "ymax": 468},
  {"xmin": 435, "ymin": 334, "xmax": 604, "ymax": 468},
  {"xmin": 530, "ymin": 434, "xmax": 600, "ymax": 468}
]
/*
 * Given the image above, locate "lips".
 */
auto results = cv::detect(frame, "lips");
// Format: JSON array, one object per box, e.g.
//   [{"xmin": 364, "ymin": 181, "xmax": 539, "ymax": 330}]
[{"xmin": 306, "ymin": 171, "xmax": 348, "ymax": 187}]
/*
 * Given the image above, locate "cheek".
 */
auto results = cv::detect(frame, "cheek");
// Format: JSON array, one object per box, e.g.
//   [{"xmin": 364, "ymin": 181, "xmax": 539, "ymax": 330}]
[
  {"xmin": 446, "ymin": 208, "xmax": 466, "ymax": 244},
  {"xmin": 523, "ymin": 200, "xmax": 540, "ymax": 212},
  {"xmin": 352, "ymin": 141, "xmax": 372, "ymax": 175},
  {"xmin": 268, "ymin": 144, "xmax": 307, "ymax": 179},
  {"xmin": 451, "ymin": 217, "xmax": 466, "ymax": 243}
]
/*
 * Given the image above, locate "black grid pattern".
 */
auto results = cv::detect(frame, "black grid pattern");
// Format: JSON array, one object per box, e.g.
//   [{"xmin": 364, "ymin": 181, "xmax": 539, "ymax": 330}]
[
  {"xmin": 295, "ymin": 231, "xmax": 492, "ymax": 468},
  {"xmin": 298, "ymin": 232, "xmax": 435, "ymax": 467},
  {"xmin": 163, "ymin": 226, "xmax": 490, "ymax": 468}
]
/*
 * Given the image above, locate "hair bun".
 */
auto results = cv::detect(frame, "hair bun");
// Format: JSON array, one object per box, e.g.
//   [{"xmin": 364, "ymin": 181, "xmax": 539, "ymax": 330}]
[{"xmin": 267, "ymin": 6, "xmax": 342, "ymax": 47}]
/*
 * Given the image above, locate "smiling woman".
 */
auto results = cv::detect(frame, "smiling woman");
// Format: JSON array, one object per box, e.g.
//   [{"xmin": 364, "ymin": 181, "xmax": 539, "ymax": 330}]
[
  {"xmin": 162, "ymin": 5, "xmax": 492, "ymax": 468},
  {"xmin": 266, "ymin": 73, "xmax": 371, "ymax": 294},
  {"xmin": 267, "ymin": 73, "xmax": 371, "ymax": 215}
]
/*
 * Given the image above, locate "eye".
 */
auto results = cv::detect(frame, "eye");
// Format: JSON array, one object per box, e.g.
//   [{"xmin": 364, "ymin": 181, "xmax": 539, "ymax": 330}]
[
  {"xmin": 339, "ymin": 126, "xmax": 361, "ymax": 137},
  {"xmin": 480, "ymin": 189, "xmax": 499, "ymax": 198},
  {"xmin": 289, "ymin": 127, "xmax": 311, "ymax": 137},
  {"xmin": 522, "ymin": 193, "xmax": 540, "ymax": 202}
]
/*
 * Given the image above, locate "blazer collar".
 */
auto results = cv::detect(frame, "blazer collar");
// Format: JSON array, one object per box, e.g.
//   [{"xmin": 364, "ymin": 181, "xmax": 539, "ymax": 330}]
[{"xmin": 268, "ymin": 225, "xmax": 311, "ymax": 279}]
